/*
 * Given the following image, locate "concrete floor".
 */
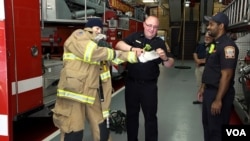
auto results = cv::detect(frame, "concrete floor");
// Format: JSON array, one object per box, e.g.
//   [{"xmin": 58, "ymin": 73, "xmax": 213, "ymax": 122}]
[{"xmin": 43, "ymin": 60, "xmax": 205, "ymax": 141}]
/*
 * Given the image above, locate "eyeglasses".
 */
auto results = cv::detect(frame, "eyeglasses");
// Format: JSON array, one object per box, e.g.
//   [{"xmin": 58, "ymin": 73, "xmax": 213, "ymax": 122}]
[{"xmin": 144, "ymin": 22, "xmax": 159, "ymax": 30}]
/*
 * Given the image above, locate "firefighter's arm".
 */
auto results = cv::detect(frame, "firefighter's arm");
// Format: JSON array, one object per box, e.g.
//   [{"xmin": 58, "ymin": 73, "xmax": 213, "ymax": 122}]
[
  {"xmin": 65, "ymin": 32, "xmax": 152, "ymax": 64},
  {"xmin": 68, "ymin": 40, "xmax": 116, "ymax": 62},
  {"xmin": 64, "ymin": 30, "xmax": 116, "ymax": 62},
  {"xmin": 156, "ymin": 48, "xmax": 174, "ymax": 68},
  {"xmin": 112, "ymin": 50, "xmax": 164, "ymax": 65},
  {"xmin": 216, "ymin": 69, "xmax": 233, "ymax": 101},
  {"xmin": 95, "ymin": 39, "xmax": 138, "ymax": 64},
  {"xmin": 197, "ymin": 83, "xmax": 205, "ymax": 102},
  {"xmin": 211, "ymin": 68, "xmax": 233, "ymax": 115},
  {"xmin": 165, "ymin": 42, "xmax": 171, "ymax": 52},
  {"xmin": 193, "ymin": 53, "xmax": 199, "ymax": 64},
  {"xmin": 112, "ymin": 51, "xmax": 138, "ymax": 65},
  {"xmin": 115, "ymin": 40, "xmax": 144, "ymax": 56},
  {"xmin": 162, "ymin": 57, "xmax": 174, "ymax": 68},
  {"xmin": 115, "ymin": 40, "xmax": 133, "ymax": 51},
  {"xmin": 193, "ymin": 53, "xmax": 205, "ymax": 66}
]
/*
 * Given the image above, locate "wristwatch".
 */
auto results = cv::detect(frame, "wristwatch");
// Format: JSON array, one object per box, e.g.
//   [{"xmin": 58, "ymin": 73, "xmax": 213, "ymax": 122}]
[{"xmin": 130, "ymin": 46, "xmax": 133, "ymax": 51}]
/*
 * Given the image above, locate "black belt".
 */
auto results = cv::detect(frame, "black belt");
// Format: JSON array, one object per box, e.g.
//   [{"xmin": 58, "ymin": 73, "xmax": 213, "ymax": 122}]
[
  {"xmin": 199, "ymin": 64, "xmax": 205, "ymax": 67},
  {"xmin": 127, "ymin": 78, "xmax": 157, "ymax": 83},
  {"xmin": 205, "ymin": 84, "xmax": 218, "ymax": 89}
]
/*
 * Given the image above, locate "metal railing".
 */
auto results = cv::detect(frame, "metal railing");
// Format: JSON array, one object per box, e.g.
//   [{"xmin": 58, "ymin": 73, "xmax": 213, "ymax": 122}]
[{"xmin": 222, "ymin": 0, "xmax": 250, "ymax": 31}]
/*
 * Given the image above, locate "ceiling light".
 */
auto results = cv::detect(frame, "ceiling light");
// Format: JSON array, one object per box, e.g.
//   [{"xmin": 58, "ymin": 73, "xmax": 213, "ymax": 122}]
[
  {"xmin": 142, "ymin": 0, "xmax": 158, "ymax": 3},
  {"xmin": 185, "ymin": 0, "xmax": 190, "ymax": 7}
]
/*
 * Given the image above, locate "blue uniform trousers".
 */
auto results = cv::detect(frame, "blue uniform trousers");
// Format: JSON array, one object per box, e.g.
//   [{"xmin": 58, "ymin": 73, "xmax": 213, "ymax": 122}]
[
  {"xmin": 202, "ymin": 86, "xmax": 235, "ymax": 141},
  {"xmin": 125, "ymin": 78, "xmax": 158, "ymax": 141}
]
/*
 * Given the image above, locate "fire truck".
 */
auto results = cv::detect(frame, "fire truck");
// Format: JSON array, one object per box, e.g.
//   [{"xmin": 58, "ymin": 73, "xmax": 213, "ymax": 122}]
[{"xmin": 0, "ymin": 0, "xmax": 144, "ymax": 140}]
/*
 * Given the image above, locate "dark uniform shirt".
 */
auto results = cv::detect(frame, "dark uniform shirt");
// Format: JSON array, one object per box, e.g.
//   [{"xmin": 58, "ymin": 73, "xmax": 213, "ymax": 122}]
[
  {"xmin": 194, "ymin": 43, "xmax": 207, "ymax": 59},
  {"xmin": 194, "ymin": 42, "xmax": 208, "ymax": 66},
  {"xmin": 202, "ymin": 34, "xmax": 239, "ymax": 88},
  {"xmin": 123, "ymin": 31, "xmax": 173, "ymax": 80}
]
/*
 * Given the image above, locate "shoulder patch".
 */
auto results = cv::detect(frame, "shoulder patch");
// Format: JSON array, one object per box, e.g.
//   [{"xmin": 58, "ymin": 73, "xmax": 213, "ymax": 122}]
[
  {"xmin": 224, "ymin": 46, "xmax": 235, "ymax": 59},
  {"xmin": 76, "ymin": 31, "xmax": 84, "ymax": 36}
]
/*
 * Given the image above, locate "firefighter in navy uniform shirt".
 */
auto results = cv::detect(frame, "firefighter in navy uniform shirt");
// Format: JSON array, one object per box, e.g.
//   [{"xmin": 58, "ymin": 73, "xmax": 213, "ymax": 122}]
[
  {"xmin": 115, "ymin": 16, "xmax": 174, "ymax": 141},
  {"xmin": 197, "ymin": 12, "xmax": 239, "ymax": 141},
  {"xmin": 193, "ymin": 32, "xmax": 214, "ymax": 104}
]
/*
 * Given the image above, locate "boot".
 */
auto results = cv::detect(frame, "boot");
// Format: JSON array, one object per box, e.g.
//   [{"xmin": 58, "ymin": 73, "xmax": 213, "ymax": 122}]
[
  {"xmin": 99, "ymin": 120, "xmax": 110, "ymax": 141},
  {"xmin": 64, "ymin": 130, "xmax": 83, "ymax": 141}
]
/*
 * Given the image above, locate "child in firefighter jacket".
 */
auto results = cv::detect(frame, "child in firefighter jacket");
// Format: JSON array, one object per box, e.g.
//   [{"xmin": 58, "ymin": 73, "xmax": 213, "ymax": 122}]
[{"xmin": 52, "ymin": 18, "xmax": 138, "ymax": 141}]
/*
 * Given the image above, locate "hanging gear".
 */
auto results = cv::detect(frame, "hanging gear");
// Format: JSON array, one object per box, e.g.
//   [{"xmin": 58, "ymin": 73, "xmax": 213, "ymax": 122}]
[
  {"xmin": 98, "ymin": 76, "xmax": 104, "ymax": 102},
  {"xmin": 108, "ymin": 110, "xmax": 126, "ymax": 134}
]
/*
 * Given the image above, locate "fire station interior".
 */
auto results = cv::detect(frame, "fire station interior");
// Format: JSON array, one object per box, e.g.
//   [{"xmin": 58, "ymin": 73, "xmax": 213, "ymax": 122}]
[{"xmin": 2, "ymin": 0, "xmax": 250, "ymax": 141}]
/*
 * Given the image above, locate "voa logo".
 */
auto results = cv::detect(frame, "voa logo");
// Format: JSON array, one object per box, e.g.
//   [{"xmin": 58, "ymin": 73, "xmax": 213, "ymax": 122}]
[{"xmin": 226, "ymin": 129, "xmax": 247, "ymax": 136}]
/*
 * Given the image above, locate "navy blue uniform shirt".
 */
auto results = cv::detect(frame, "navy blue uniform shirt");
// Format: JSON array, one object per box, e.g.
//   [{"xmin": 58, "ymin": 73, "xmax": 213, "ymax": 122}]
[
  {"xmin": 123, "ymin": 31, "xmax": 173, "ymax": 80},
  {"xmin": 194, "ymin": 43, "xmax": 207, "ymax": 59},
  {"xmin": 202, "ymin": 34, "xmax": 239, "ymax": 88},
  {"xmin": 194, "ymin": 42, "xmax": 209, "ymax": 66}
]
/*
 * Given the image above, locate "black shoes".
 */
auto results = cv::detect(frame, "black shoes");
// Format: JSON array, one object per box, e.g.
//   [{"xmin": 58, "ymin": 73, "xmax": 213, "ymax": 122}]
[{"xmin": 193, "ymin": 100, "xmax": 202, "ymax": 104}]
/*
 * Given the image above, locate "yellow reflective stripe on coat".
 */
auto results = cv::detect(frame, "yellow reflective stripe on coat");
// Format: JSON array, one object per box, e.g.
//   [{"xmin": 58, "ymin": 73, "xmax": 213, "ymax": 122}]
[
  {"xmin": 103, "ymin": 110, "xmax": 110, "ymax": 118},
  {"xmin": 63, "ymin": 53, "xmax": 100, "ymax": 65},
  {"xmin": 63, "ymin": 53, "xmax": 82, "ymax": 61},
  {"xmin": 84, "ymin": 41, "xmax": 96, "ymax": 62},
  {"xmin": 107, "ymin": 49, "xmax": 114, "ymax": 60},
  {"xmin": 112, "ymin": 58, "xmax": 125, "ymax": 65},
  {"xmin": 100, "ymin": 71, "xmax": 111, "ymax": 80},
  {"xmin": 128, "ymin": 52, "xmax": 137, "ymax": 63},
  {"xmin": 57, "ymin": 89, "xmax": 95, "ymax": 104}
]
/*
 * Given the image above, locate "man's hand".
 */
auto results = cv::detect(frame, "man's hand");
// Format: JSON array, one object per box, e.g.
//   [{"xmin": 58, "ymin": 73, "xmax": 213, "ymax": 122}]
[
  {"xmin": 211, "ymin": 100, "xmax": 222, "ymax": 116},
  {"xmin": 94, "ymin": 34, "xmax": 107, "ymax": 42},
  {"xmin": 156, "ymin": 48, "xmax": 168, "ymax": 61},
  {"xmin": 197, "ymin": 84, "xmax": 205, "ymax": 102}
]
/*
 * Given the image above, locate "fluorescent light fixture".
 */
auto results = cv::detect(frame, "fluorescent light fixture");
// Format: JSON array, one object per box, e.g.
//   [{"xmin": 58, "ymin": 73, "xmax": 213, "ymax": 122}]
[
  {"xmin": 143, "ymin": 0, "xmax": 158, "ymax": 3},
  {"xmin": 185, "ymin": 0, "xmax": 190, "ymax": 7}
]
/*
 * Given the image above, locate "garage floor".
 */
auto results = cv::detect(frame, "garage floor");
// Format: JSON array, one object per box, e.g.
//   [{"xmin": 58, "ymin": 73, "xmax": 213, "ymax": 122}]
[{"xmin": 42, "ymin": 60, "xmax": 241, "ymax": 141}]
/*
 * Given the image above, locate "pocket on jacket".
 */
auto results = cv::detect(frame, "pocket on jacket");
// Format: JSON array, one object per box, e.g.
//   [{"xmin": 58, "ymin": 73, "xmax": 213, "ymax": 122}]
[
  {"xmin": 52, "ymin": 98, "xmax": 73, "ymax": 133},
  {"xmin": 63, "ymin": 69, "xmax": 87, "ymax": 93},
  {"xmin": 86, "ymin": 81, "xmax": 99, "ymax": 97}
]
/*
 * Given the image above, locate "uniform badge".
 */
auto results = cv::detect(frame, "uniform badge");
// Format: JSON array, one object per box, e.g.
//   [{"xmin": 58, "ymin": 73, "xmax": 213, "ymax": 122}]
[
  {"xmin": 208, "ymin": 44, "xmax": 216, "ymax": 54},
  {"xmin": 143, "ymin": 44, "xmax": 151, "ymax": 51},
  {"xmin": 224, "ymin": 46, "xmax": 235, "ymax": 59},
  {"xmin": 135, "ymin": 40, "xmax": 141, "ymax": 44}
]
